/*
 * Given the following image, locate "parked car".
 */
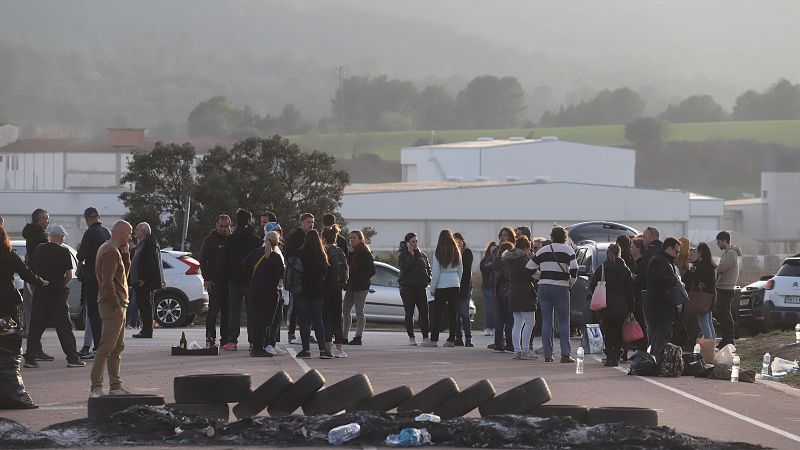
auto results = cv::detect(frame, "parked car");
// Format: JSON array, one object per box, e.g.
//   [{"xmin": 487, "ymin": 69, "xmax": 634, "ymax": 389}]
[
  {"xmin": 762, "ymin": 257, "xmax": 800, "ymax": 330},
  {"xmin": 737, "ymin": 277, "xmax": 769, "ymax": 335},
  {"xmin": 12, "ymin": 241, "xmax": 208, "ymax": 329},
  {"xmin": 567, "ymin": 221, "xmax": 639, "ymax": 245},
  {"xmin": 572, "ymin": 240, "xmax": 612, "ymax": 326},
  {"xmin": 358, "ymin": 261, "xmax": 476, "ymax": 323}
]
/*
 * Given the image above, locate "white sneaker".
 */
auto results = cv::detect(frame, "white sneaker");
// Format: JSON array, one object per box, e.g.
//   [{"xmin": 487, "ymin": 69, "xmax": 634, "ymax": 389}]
[
  {"xmin": 517, "ymin": 351, "xmax": 537, "ymax": 360},
  {"xmin": 108, "ymin": 386, "xmax": 132, "ymax": 396},
  {"xmin": 533, "ymin": 346, "xmax": 544, "ymax": 355},
  {"xmin": 422, "ymin": 339, "xmax": 438, "ymax": 347},
  {"xmin": 273, "ymin": 346, "xmax": 288, "ymax": 356},
  {"xmin": 409, "ymin": 337, "xmax": 418, "ymax": 346},
  {"xmin": 89, "ymin": 387, "xmax": 104, "ymax": 398},
  {"xmin": 265, "ymin": 345, "xmax": 277, "ymax": 356},
  {"xmin": 484, "ymin": 328, "xmax": 492, "ymax": 336},
  {"xmin": 290, "ymin": 337, "xmax": 302, "ymax": 345},
  {"xmin": 334, "ymin": 349, "xmax": 348, "ymax": 358}
]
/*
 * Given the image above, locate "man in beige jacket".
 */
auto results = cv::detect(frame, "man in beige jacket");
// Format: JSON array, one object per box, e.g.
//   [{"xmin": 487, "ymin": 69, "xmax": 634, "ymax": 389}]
[
  {"xmin": 89, "ymin": 220, "xmax": 132, "ymax": 398},
  {"xmin": 715, "ymin": 230, "xmax": 742, "ymax": 349}
]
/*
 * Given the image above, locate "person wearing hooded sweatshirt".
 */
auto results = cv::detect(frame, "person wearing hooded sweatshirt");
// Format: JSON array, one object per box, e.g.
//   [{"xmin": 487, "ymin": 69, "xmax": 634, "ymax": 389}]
[
  {"xmin": 644, "ymin": 237, "xmax": 681, "ymax": 364},
  {"xmin": 504, "ymin": 236, "xmax": 537, "ymax": 360},
  {"xmin": 589, "ymin": 243, "xmax": 635, "ymax": 367},
  {"xmin": 21, "ymin": 209, "xmax": 49, "ymax": 335},
  {"xmin": 715, "ymin": 231, "xmax": 741, "ymax": 349},
  {"xmin": 221, "ymin": 209, "xmax": 262, "ymax": 351},
  {"xmin": 398, "ymin": 232, "xmax": 432, "ymax": 346},
  {"xmin": 130, "ymin": 223, "xmax": 163, "ymax": 338}
]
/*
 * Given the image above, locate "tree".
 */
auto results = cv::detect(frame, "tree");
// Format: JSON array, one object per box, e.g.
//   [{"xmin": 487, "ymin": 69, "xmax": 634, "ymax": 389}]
[
  {"xmin": 415, "ymin": 85, "xmax": 456, "ymax": 130},
  {"xmin": 151, "ymin": 118, "xmax": 188, "ymax": 139},
  {"xmin": 331, "ymin": 75, "xmax": 418, "ymax": 131},
  {"xmin": 625, "ymin": 117, "xmax": 669, "ymax": 149},
  {"xmin": 455, "ymin": 75, "xmax": 526, "ymax": 129},
  {"xmin": 732, "ymin": 78, "xmax": 800, "ymax": 120},
  {"xmin": 187, "ymin": 95, "xmax": 259, "ymax": 138},
  {"xmin": 539, "ymin": 87, "xmax": 646, "ymax": 126},
  {"xmin": 660, "ymin": 95, "xmax": 727, "ymax": 123},
  {"xmin": 119, "ymin": 142, "xmax": 197, "ymax": 248}
]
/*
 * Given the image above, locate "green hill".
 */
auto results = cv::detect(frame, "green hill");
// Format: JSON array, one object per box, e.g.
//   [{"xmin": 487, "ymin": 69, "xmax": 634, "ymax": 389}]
[{"xmin": 289, "ymin": 120, "xmax": 800, "ymax": 161}]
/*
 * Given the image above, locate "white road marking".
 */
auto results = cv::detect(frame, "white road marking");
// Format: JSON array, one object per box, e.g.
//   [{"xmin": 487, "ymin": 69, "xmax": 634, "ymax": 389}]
[
  {"xmin": 39, "ymin": 406, "xmax": 86, "ymax": 410},
  {"xmin": 591, "ymin": 355, "xmax": 800, "ymax": 443},
  {"xmin": 287, "ymin": 348, "xmax": 311, "ymax": 373}
]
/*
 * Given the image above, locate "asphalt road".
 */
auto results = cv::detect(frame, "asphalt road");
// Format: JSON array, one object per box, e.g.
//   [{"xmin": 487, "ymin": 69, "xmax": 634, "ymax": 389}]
[{"xmin": 3, "ymin": 327, "xmax": 800, "ymax": 449}]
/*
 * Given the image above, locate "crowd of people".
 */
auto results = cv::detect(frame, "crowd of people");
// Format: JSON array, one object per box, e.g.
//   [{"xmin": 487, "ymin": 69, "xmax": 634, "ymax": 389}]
[{"xmin": 0, "ymin": 205, "xmax": 742, "ymax": 407}]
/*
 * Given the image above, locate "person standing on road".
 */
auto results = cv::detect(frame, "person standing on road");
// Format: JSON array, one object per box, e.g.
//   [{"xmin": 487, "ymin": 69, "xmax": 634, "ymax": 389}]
[
  {"xmin": 130, "ymin": 223, "xmax": 163, "ymax": 338},
  {"xmin": 21, "ymin": 208, "xmax": 49, "ymax": 335},
  {"xmin": 453, "ymin": 233, "xmax": 474, "ymax": 347},
  {"xmin": 527, "ymin": 226, "xmax": 578, "ymax": 363},
  {"xmin": 221, "ymin": 209, "xmax": 262, "ymax": 351},
  {"xmin": 398, "ymin": 232, "xmax": 432, "ymax": 346},
  {"xmin": 90, "ymin": 220, "xmax": 132, "ymax": 398},
  {"xmin": 504, "ymin": 236, "xmax": 537, "ymax": 360},
  {"xmin": 23, "ymin": 226, "xmax": 84, "ymax": 368},
  {"xmin": 589, "ymin": 243, "xmax": 634, "ymax": 367},
  {"xmin": 322, "ymin": 213, "xmax": 349, "ymax": 252},
  {"xmin": 490, "ymin": 227, "xmax": 516, "ymax": 351},
  {"xmin": 285, "ymin": 213, "xmax": 315, "ymax": 345},
  {"xmin": 263, "ymin": 221, "xmax": 288, "ymax": 356},
  {"xmin": 630, "ymin": 237, "xmax": 648, "ymax": 351},
  {"xmin": 342, "ymin": 230, "xmax": 375, "ymax": 346},
  {"xmin": 684, "ymin": 242, "xmax": 717, "ymax": 341},
  {"xmin": 644, "ymin": 237, "xmax": 681, "ymax": 364},
  {"xmin": 76, "ymin": 207, "xmax": 111, "ymax": 359},
  {"xmin": 243, "ymin": 231, "xmax": 285, "ymax": 357},
  {"xmin": 296, "ymin": 229, "xmax": 330, "ymax": 358},
  {"xmin": 715, "ymin": 231, "xmax": 741, "ymax": 349},
  {"xmin": 479, "ymin": 242, "xmax": 497, "ymax": 337},
  {"xmin": 199, "ymin": 215, "xmax": 232, "ymax": 347},
  {"xmin": 426, "ymin": 230, "xmax": 462, "ymax": 348},
  {"xmin": 322, "ymin": 227, "xmax": 348, "ymax": 358}
]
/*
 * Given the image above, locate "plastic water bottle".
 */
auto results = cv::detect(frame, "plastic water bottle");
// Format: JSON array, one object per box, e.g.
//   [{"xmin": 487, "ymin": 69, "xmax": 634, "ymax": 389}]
[
  {"xmin": 762, "ymin": 352, "xmax": 771, "ymax": 377},
  {"xmin": 328, "ymin": 423, "xmax": 361, "ymax": 445},
  {"xmin": 693, "ymin": 343, "xmax": 701, "ymax": 354},
  {"xmin": 414, "ymin": 413, "xmax": 441, "ymax": 423},
  {"xmin": 731, "ymin": 354, "xmax": 740, "ymax": 382},
  {"xmin": 576, "ymin": 346, "xmax": 584, "ymax": 374},
  {"xmin": 795, "ymin": 323, "xmax": 800, "ymax": 344},
  {"xmin": 385, "ymin": 428, "xmax": 432, "ymax": 447}
]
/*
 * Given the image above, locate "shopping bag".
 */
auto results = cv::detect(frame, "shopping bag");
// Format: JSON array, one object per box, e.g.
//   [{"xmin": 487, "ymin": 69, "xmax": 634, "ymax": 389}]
[
  {"xmin": 590, "ymin": 265, "xmax": 607, "ymax": 311},
  {"xmin": 696, "ymin": 338, "xmax": 715, "ymax": 365},
  {"xmin": 582, "ymin": 323, "xmax": 604, "ymax": 354},
  {"xmin": 622, "ymin": 314, "xmax": 644, "ymax": 343}
]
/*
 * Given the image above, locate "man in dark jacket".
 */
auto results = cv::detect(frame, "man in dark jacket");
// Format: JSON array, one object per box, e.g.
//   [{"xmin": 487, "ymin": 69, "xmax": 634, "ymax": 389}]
[
  {"xmin": 398, "ymin": 233, "xmax": 432, "ymax": 345},
  {"xmin": 283, "ymin": 213, "xmax": 315, "ymax": 344},
  {"xmin": 221, "ymin": 209, "xmax": 262, "ymax": 351},
  {"xmin": 199, "ymin": 214, "xmax": 232, "ymax": 346},
  {"xmin": 76, "ymin": 207, "xmax": 111, "ymax": 356},
  {"xmin": 644, "ymin": 237, "xmax": 681, "ymax": 364},
  {"xmin": 322, "ymin": 213, "xmax": 348, "ymax": 251},
  {"xmin": 638, "ymin": 226, "xmax": 663, "ymax": 289},
  {"xmin": 130, "ymin": 223, "xmax": 163, "ymax": 338},
  {"xmin": 20, "ymin": 208, "xmax": 49, "ymax": 335}
]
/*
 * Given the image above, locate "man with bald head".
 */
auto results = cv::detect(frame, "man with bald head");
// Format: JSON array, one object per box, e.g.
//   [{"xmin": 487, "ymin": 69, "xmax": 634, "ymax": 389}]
[{"xmin": 90, "ymin": 220, "xmax": 132, "ymax": 398}]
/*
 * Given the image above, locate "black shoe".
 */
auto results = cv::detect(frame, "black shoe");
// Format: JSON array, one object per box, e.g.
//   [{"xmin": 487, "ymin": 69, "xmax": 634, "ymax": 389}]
[
  {"xmin": 78, "ymin": 346, "xmax": 90, "ymax": 357},
  {"xmin": 250, "ymin": 349, "xmax": 272, "ymax": 357},
  {"xmin": 310, "ymin": 336, "xmax": 318, "ymax": 344},
  {"xmin": 545, "ymin": 357, "xmax": 554, "ymax": 362},
  {"xmin": 561, "ymin": 356, "xmax": 576, "ymax": 363},
  {"xmin": 33, "ymin": 352, "xmax": 54, "ymax": 361},
  {"xmin": 465, "ymin": 340, "xmax": 474, "ymax": 348},
  {"xmin": 0, "ymin": 399, "xmax": 38, "ymax": 409},
  {"xmin": 341, "ymin": 339, "xmax": 349, "ymax": 345},
  {"xmin": 320, "ymin": 351, "xmax": 334, "ymax": 359},
  {"xmin": 487, "ymin": 343, "xmax": 497, "ymax": 350},
  {"xmin": 79, "ymin": 350, "xmax": 96, "ymax": 360},
  {"xmin": 296, "ymin": 350, "xmax": 311, "ymax": 358},
  {"xmin": 132, "ymin": 332, "xmax": 152, "ymax": 338},
  {"xmin": 67, "ymin": 359, "xmax": 86, "ymax": 368},
  {"xmin": 23, "ymin": 357, "xmax": 38, "ymax": 368},
  {"xmin": 493, "ymin": 345, "xmax": 506, "ymax": 352},
  {"xmin": 349, "ymin": 336, "xmax": 362, "ymax": 346},
  {"xmin": 454, "ymin": 339, "xmax": 464, "ymax": 347}
]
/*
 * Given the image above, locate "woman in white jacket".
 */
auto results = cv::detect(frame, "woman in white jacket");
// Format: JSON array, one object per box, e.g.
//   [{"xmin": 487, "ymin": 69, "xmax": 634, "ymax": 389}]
[{"xmin": 424, "ymin": 230, "xmax": 463, "ymax": 347}]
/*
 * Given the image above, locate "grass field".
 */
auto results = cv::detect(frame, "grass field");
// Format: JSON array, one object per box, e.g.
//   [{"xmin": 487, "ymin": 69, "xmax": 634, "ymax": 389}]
[{"xmin": 288, "ymin": 120, "xmax": 800, "ymax": 161}]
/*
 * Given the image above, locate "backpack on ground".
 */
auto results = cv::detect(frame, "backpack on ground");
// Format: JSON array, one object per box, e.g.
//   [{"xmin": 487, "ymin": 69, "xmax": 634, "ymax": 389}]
[
  {"xmin": 658, "ymin": 343, "xmax": 684, "ymax": 378},
  {"xmin": 284, "ymin": 256, "xmax": 304, "ymax": 295},
  {"xmin": 327, "ymin": 245, "xmax": 349, "ymax": 289}
]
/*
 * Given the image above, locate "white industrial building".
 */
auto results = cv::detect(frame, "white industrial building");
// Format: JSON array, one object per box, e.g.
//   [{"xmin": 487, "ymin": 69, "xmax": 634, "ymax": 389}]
[{"xmin": 401, "ymin": 137, "xmax": 636, "ymax": 187}]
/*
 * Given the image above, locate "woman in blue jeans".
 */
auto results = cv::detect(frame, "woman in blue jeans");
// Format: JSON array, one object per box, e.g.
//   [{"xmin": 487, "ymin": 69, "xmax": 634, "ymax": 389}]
[
  {"xmin": 296, "ymin": 229, "xmax": 330, "ymax": 359},
  {"xmin": 479, "ymin": 242, "xmax": 497, "ymax": 336},
  {"xmin": 527, "ymin": 226, "xmax": 578, "ymax": 363},
  {"xmin": 686, "ymin": 242, "xmax": 717, "ymax": 340}
]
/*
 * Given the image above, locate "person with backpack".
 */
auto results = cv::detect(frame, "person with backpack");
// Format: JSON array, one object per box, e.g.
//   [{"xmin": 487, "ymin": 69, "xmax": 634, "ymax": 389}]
[
  {"xmin": 644, "ymin": 237, "xmax": 682, "ymax": 365},
  {"xmin": 588, "ymin": 243, "xmax": 635, "ymax": 367},
  {"xmin": 398, "ymin": 232, "xmax": 432, "ymax": 346},
  {"xmin": 296, "ymin": 229, "xmax": 330, "ymax": 358},
  {"xmin": 322, "ymin": 226, "xmax": 348, "ymax": 358},
  {"xmin": 342, "ymin": 230, "xmax": 375, "ymax": 346},
  {"xmin": 242, "ymin": 231, "xmax": 285, "ymax": 357},
  {"xmin": 425, "ymin": 230, "xmax": 462, "ymax": 347}
]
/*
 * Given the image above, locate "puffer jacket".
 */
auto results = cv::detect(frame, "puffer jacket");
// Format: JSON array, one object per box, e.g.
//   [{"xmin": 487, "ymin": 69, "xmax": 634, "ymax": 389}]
[
  {"xmin": 501, "ymin": 248, "xmax": 536, "ymax": 312},
  {"xmin": 430, "ymin": 255, "xmax": 462, "ymax": 291},
  {"xmin": 398, "ymin": 242, "xmax": 432, "ymax": 288}
]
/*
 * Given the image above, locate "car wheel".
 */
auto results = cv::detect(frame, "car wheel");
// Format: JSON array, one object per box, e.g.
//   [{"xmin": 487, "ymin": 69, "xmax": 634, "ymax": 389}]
[
  {"xmin": 233, "ymin": 371, "xmax": 293, "ymax": 420},
  {"xmin": 302, "ymin": 374, "xmax": 373, "ymax": 416},
  {"xmin": 526, "ymin": 404, "xmax": 589, "ymax": 423},
  {"xmin": 88, "ymin": 394, "xmax": 165, "ymax": 420},
  {"xmin": 350, "ymin": 385, "xmax": 414, "ymax": 413},
  {"xmin": 434, "ymin": 379, "xmax": 495, "ymax": 419},
  {"xmin": 154, "ymin": 292, "xmax": 189, "ymax": 328},
  {"xmin": 173, "ymin": 374, "xmax": 251, "ymax": 404},
  {"xmin": 587, "ymin": 406, "xmax": 658, "ymax": 426},
  {"xmin": 398, "ymin": 378, "xmax": 459, "ymax": 413},
  {"xmin": 479, "ymin": 378, "xmax": 551, "ymax": 417},
  {"xmin": 268, "ymin": 369, "xmax": 325, "ymax": 417},
  {"xmin": 166, "ymin": 403, "xmax": 230, "ymax": 422},
  {"xmin": 762, "ymin": 302, "xmax": 776, "ymax": 332}
]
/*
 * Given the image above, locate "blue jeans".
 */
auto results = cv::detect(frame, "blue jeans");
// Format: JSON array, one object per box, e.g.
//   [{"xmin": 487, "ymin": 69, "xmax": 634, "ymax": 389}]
[
  {"xmin": 482, "ymin": 287, "xmax": 496, "ymax": 330},
  {"xmin": 539, "ymin": 284, "xmax": 572, "ymax": 358},
  {"xmin": 697, "ymin": 310, "xmax": 715, "ymax": 339},
  {"xmin": 455, "ymin": 288, "xmax": 472, "ymax": 341},
  {"xmin": 294, "ymin": 293, "xmax": 325, "ymax": 352}
]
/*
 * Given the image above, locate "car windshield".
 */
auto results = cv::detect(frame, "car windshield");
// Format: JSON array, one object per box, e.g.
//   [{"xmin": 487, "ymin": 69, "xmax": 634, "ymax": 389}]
[{"xmin": 776, "ymin": 260, "xmax": 800, "ymax": 277}]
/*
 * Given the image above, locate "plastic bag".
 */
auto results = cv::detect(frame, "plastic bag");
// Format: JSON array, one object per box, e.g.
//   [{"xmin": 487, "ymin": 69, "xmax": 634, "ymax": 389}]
[
  {"xmin": 714, "ymin": 344, "xmax": 736, "ymax": 365},
  {"xmin": 589, "ymin": 266, "xmax": 606, "ymax": 311},
  {"xmin": 770, "ymin": 357, "xmax": 799, "ymax": 376},
  {"xmin": 622, "ymin": 314, "xmax": 644, "ymax": 343},
  {"xmin": 628, "ymin": 350, "xmax": 658, "ymax": 376}
]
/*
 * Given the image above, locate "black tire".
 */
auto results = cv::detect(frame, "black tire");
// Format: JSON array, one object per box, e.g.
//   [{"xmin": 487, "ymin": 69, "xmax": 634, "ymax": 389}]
[
  {"xmin": 350, "ymin": 385, "xmax": 414, "ymax": 412},
  {"xmin": 88, "ymin": 394, "xmax": 165, "ymax": 420},
  {"xmin": 154, "ymin": 290, "xmax": 189, "ymax": 328},
  {"xmin": 233, "ymin": 371, "xmax": 293, "ymax": 419},
  {"xmin": 302, "ymin": 374, "xmax": 373, "ymax": 416},
  {"xmin": 166, "ymin": 403, "xmax": 230, "ymax": 422},
  {"xmin": 398, "ymin": 378, "xmax": 459, "ymax": 413},
  {"xmin": 479, "ymin": 378, "xmax": 551, "ymax": 417},
  {"xmin": 434, "ymin": 379, "xmax": 495, "ymax": 420},
  {"xmin": 526, "ymin": 404, "xmax": 589, "ymax": 423},
  {"xmin": 588, "ymin": 407, "xmax": 658, "ymax": 426},
  {"xmin": 174, "ymin": 373, "xmax": 251, "ymax": 404},
  {"xmin": 268, "ymin": 369, "xmax": 325, "ymax": 417}
]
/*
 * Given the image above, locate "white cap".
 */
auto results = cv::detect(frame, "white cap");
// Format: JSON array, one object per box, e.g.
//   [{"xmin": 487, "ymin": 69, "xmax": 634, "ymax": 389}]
[{"xmin": 49, "ymin": 225, "xmax": 68, "ymax": 236}]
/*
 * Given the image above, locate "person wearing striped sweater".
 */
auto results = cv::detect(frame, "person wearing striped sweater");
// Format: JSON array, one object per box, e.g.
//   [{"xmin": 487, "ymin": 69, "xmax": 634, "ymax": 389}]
[{"xmin": 526, "ymin": 226, "xmax": 578, "ymax": 363}]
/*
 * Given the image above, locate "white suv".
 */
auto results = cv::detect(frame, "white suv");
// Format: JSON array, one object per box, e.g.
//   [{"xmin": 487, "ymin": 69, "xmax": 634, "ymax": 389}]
[{"xmin": 763, "ymin": 257, "xmax": 800, "ymax": 329}]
